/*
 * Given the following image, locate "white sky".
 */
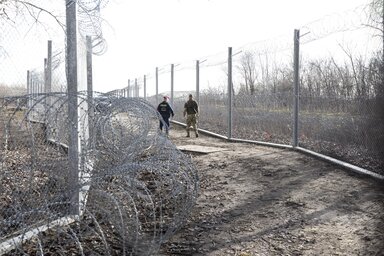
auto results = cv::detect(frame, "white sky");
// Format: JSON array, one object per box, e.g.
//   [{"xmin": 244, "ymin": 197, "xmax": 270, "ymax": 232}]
[
  {"xmin": 0, "ymin": 0, "xmax": 372, "ymax": 94},
  {"xmin": 92, "ymin": 0, "xmax": 371, "ymax": 93}
]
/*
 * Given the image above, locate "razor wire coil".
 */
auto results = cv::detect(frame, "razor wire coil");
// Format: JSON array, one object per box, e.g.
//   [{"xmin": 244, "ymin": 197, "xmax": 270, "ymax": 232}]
[{"xmin": 0, "ymin": 93, "xmax": 199, "ymax": 255}]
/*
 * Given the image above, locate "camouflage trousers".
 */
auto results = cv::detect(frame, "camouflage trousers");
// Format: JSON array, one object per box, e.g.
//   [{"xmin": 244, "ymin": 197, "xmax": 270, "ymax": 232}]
[{"xmin": 186, "ymin": 114, "xmax": 198, "ymax": 135}]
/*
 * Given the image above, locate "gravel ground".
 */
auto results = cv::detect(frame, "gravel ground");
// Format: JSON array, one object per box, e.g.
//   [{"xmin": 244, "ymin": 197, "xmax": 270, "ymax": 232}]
[{"xmin": 159, "ymin": 124, "xmax": 384, "ymax": 256}]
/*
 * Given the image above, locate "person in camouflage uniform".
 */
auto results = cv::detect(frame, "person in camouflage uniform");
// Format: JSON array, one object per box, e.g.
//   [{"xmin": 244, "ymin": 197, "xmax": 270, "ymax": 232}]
[{"xmin": 183, "ymin": 94, "xmax": 199, "ymax": 138}]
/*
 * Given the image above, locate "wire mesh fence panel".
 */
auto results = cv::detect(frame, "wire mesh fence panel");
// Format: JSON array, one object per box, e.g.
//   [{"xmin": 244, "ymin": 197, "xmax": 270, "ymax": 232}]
[
  {"xmin": 118, "ymin": 2, "xmax": 383, "ymax": 178},
  {"xmin": 198, "ymin": 51, "xmax": 229, "ymax": 136},
  {"xmin": 298, "ymin": 5, "xmax": 384, "ymax": 173},
  {"xmin": 135, "ymin": 77, "xmax": 144, "ymax": 98},
  {"xmin": 51, "ymin": 47, "xmax": 67, "ymax": 93},
  {"xmin": 145, "ymin": 74, "xmax": 157, "ymax": 106},
  {"xmin": 231, "ymin": 36, "xmax": 294, "ymax": 144},
  {"xmin": 172, "ymin": 61, "xmax": 197, "ymax": 125},
  {"xmin": 1, "ymin": 1, "xmax": 199, "ymax": 255},
  {"xmin": 0, "ymin": 3, "xmax": 71, "ymax": 251},
  {"xmin": 122, "ymin": 78, "xmax": 142, "ymax": 99},
  {"xmin": 0, "ymin": 13, "xmax": 61, "ymax": 97},
  {"xmin": 0, "ymin": 95, "xmax": 75, "ymax": 243},
  {"xmin": 157, "ymin": 65, "xmax": 172, "ymax": 105}
]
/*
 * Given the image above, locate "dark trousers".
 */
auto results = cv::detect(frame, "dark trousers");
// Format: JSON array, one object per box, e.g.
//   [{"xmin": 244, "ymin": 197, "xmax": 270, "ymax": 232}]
[{"xmin": 159, "ymin": 117, "xmax": 170, "ymax": 133}]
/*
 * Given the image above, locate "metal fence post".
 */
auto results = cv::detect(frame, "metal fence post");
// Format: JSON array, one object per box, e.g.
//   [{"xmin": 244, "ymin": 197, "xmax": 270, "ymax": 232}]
[
  {"xmin": 196, "ymin": 60, "xmax": 200, "ymax": 104},
  {"xmin": 45, "ymin": 41, "xmax": 53, "ymax": 139},
  {"xmin": 128, "ymin": 79, "xmax": 131, "ymax": 97},
  {"xmin": 228, "ymin": 47, "xmax": 233, "ymax": 140},
  {"xmin": 27, "ymin": 71, "xmax": 31, "ymax": 110},
  {"xmin": 171, "ymin": 64, "xmax": 174, "ymax": 107},
  {"xmin": 44, "ymin": 58, "xmax": 47, "ymax": 94},
  {"xmin": 45, "ymin": 40, "xmax": 52, "ymax": 127},
  {"xmin": 156, "ymin": 67, "xmax": 159, "ymax": 105},
  {"xmin": 32, "ymin": 74, "xmax": 35, "ymax": 111},
  {"xmin": 293, "ymin": 29, "xmax": 300, "ymax": 148},
  {"xmin": 66, "ymin": 0, "xmax": 79, "ymax": 216},
  {"xmin": 27, "ymin": 70, "xmax": 30, "ymax": 95},
  {"xmin": 86, "ymin": 37, "xmax": 93, "ymax": 96},
  {"xmin": 135, "ymin": 78, "xmax": 138, "ymax": 97},
  {"xmin": 144, "ymin": 75, "xmax": 147, "ymax": 100},
  {"xmin": 86, "ymin": 36, "xmax": 94, "ymax": 149},
  {"xmin": 47, "ymin": 41, "xmax": 52, "ymax": 95},
  {"xmin": 31, "ymin": 72, "xmax": 34, "ymax": 98},
  {"xmin": 34, "ymin": 75, "xmax": 37, "ymax": 97}
]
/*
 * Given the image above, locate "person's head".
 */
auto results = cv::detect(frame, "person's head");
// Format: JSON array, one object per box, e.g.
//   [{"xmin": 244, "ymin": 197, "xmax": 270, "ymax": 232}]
[
  {"xmin": 163, "ymin": 96, "xmax": 169, "ymax": 102},
  {"xmin": 188, "ymin": 94, "xmax": 193, "ymax": 100}
]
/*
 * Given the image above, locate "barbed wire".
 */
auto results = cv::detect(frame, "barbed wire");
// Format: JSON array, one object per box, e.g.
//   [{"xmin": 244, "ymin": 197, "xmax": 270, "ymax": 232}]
[
  {"xmin": 299, "ymin": 4, "xmax": 370, "ymax": 44},
  {"xmin": 124, "ymin": 2, "xmax": 376, "ymax": 84},
  {"xmin": 77, "ymin": 0, "xmax": 109, "ymax": 55}
]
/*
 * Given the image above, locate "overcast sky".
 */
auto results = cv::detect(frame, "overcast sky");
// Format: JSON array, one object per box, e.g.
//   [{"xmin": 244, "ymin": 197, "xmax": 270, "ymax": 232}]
[
  {"xmin": 91, "ymin": 0, "xmax": 371, "ymax": 93},
  {"xmin": 0, "ymin": 0, "xmax": 374, "ymax": 94}
]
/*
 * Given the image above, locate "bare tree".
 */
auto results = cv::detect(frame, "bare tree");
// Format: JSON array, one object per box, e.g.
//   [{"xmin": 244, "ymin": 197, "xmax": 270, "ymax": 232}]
[
  {"xmin": 367, "ymin": 0, "xmax": 384, "ymax": 96},
  {"xmin": 367, "ymin": 52, "xmax": 382, "ymax": 97},
  {"xmin": 257, "ymin": 51, "xmax": 270, "ymax": 92},
  {"xmin": 329, "ymin": 56, "xmax": 354, "ymax": 99},
  {"xmin": 368, "ymin": 0, "xmax": 384, "ymax": 49},
  {"xmin": 237, "ymin": 51, "xmax": 257, "ymax": 95}
]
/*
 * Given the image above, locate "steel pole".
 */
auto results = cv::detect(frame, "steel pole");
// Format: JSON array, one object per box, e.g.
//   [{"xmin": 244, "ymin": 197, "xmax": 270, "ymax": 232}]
[
  {"xmin": 293, "ymin": 29, "xmax": 300, "ymax": 147},
  {"xmin": 228, "ymin": 47, "xmax": 233, "ymax": 140},
  {"xmin": 135, "ymin": 78, "xmax": 138, "ymax": 97},
  {"xmin": 66, "ymin": 0, "xmax": 79, "ymax": 215},
  {"xmin": 156, "ymin": 67, "xmax": 159, "ymax": 105},
  {"xmin": 128, "ymin": 79, "xmax": 131, "ymax": 97},
  {"xmin": 86, "ymin": 36, "xmax": 94, "ymax": 149},
  {"xmin": 144, "ymin": 75, "xmax": 147, "ymax": 100},
  {"xmin": 196, "ymin": 60, "xmax": 200, "ymax": 104},
  {"xmin": 171, "ymin": 64, "xmax": 174, "ymax": 107}
]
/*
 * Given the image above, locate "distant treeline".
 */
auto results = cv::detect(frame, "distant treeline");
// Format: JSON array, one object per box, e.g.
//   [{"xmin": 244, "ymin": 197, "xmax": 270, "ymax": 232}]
[
  {"xmin": 0, "ymin": 85, "xmax": 27, "ymax": 97},
  {"xmin": 199, "ymin": 50, "xmax": 384, "ymax": 117}
]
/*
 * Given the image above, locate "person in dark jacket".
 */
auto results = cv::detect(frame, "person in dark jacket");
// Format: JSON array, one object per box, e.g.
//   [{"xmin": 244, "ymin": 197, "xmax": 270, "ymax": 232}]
[{"xmin": 157, "ymin": 96, "xmax": 174, "ymax": 136}]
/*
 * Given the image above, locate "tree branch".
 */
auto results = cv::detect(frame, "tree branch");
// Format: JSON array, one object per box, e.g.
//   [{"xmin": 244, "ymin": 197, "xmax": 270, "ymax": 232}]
[{"xmin": 19, "ymin": 1, "xmax": 65, "ymax": 33}]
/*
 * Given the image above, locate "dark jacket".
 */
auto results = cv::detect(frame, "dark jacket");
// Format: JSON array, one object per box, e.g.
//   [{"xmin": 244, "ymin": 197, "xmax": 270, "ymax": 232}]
[
  {"xmin": 184, "ymin": 100, "xmax": 198, "ymax": 115},
  {"xmin": 157, "ymin": 101, "xmax": 174, "ymax": 119}
]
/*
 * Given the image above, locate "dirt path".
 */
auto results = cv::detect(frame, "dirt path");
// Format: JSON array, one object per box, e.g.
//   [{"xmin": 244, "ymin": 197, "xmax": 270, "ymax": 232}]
[{"xmin": 159, "ymin": 125, "xmax": 384, "ymax": 256}]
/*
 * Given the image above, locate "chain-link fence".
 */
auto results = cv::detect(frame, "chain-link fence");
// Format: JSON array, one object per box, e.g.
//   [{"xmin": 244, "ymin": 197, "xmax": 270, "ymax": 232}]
[
  {"xmin": 1, "ymin": 1, "xmax": 199, "ymax": 255},
  {"xmin": 2, "ymin": 0, "xmax": 384, "ymax": 254},
  {"xmin": 298, "ymin": 5, "xmax": 384, "ymax": 173},
  {"xmin": 120, "ymin": 3, "xmax": 384, "ymax": 177},
  {"xmin": 0, "ymin": 94, "xmax": 199, "ymax": 255}
]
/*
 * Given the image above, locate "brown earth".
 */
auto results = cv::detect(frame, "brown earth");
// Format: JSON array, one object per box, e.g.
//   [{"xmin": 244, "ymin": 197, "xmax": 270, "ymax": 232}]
[{"xmin": 159, "ymin": 124, "xmax": 384, "ymax": 256}]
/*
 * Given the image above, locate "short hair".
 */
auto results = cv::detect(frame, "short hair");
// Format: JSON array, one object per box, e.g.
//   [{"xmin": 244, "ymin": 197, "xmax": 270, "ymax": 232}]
[{"xmin": 188, "ymin": 94, "xmax": 193, "ymax": 97}]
